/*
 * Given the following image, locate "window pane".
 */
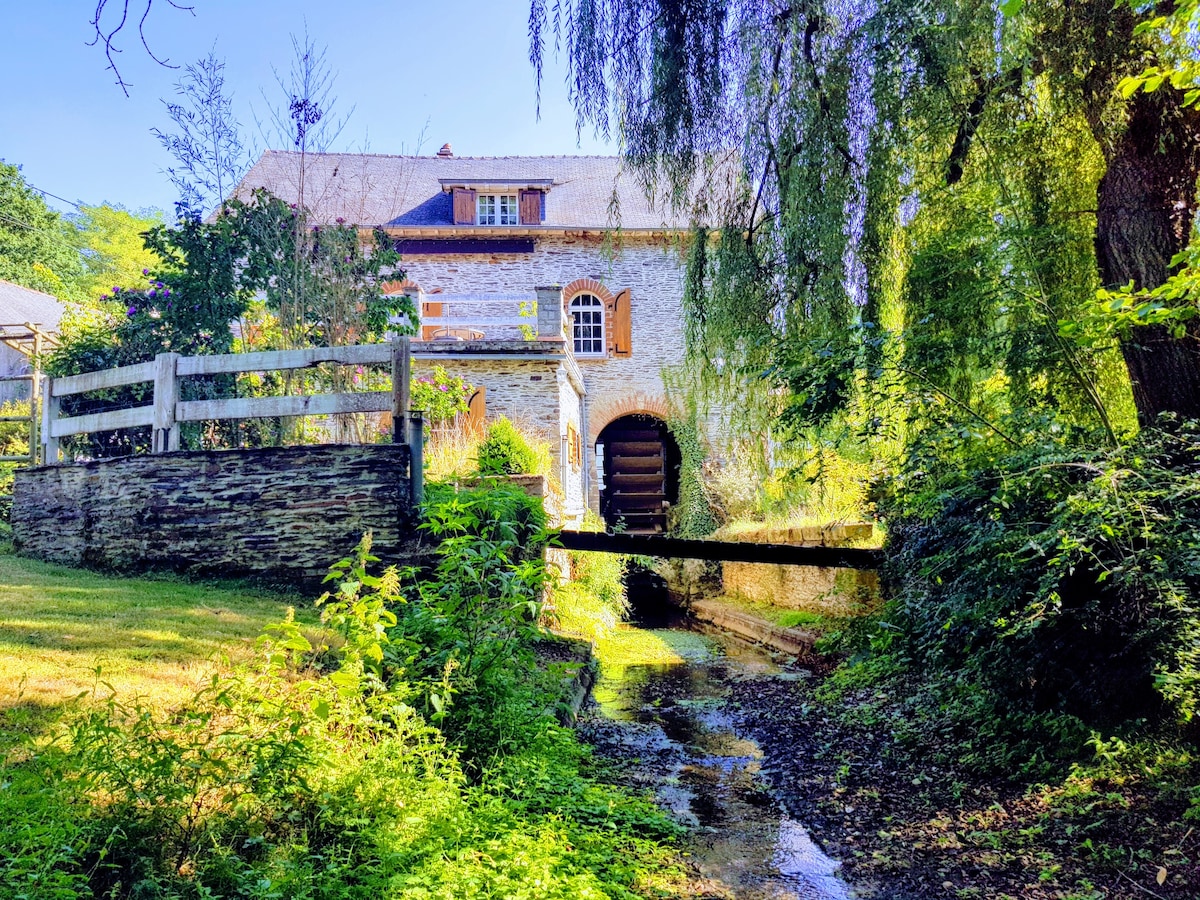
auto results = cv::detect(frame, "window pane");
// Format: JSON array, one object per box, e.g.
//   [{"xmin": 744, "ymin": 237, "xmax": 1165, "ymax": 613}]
[{"xmin": 570, "ymin": 293, "xmax": 605, "ymax": 355}]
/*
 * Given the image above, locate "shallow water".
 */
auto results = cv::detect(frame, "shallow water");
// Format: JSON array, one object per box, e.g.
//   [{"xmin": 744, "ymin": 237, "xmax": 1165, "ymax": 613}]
[{"xmin": 580, "ymin": 617, "xmax": 854, "ymax": 899}]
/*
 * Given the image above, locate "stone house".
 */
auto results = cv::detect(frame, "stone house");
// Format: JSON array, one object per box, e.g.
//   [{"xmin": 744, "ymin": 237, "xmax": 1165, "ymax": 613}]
[{"xmin": 234, "ymin": 146, "xmax": 693, "ymax": 532}]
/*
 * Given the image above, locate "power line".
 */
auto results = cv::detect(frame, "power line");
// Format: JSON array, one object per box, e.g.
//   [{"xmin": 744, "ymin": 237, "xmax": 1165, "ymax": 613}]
[{"xmin": 25, "ymin": 183, "xmax": 82, "ymax": 211}]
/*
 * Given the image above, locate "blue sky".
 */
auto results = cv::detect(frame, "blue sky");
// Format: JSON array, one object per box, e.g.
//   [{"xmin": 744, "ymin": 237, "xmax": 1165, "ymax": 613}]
[{"xmin": 2, "ymin": 1, "xmax": 612, "ymax": 215}]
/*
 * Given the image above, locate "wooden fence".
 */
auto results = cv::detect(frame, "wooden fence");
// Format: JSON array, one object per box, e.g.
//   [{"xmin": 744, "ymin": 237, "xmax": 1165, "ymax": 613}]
[{"xmin": 41, "ymin": 340, "xmax": 423, "ymax": 493}]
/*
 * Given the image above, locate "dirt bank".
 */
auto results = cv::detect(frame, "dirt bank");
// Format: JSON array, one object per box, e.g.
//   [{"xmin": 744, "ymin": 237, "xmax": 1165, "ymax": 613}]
[{"xmin": 730, "ymin": 670, "xmax": 1198, "ymax": 900}]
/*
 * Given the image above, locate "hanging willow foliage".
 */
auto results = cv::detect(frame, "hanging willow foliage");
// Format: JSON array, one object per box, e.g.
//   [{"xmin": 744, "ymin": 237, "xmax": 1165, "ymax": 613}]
[{"xmin": 531, "ymin": 0, "xmax": 1199, "ymax": 445}]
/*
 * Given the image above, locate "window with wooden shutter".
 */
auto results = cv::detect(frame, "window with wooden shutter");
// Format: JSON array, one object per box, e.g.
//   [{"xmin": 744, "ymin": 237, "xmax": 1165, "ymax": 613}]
[
  {"xmin": 420, "ymin": 300, "xmax": 443, "ymax": 340},
  {"xmin": 611, "ymin": 289, "xmax": 632, "ymax": 357},
  {"xmin": 519, "ymin": 190, "xmax": 542, "ymax": 225},
  {"xmin": 452, "ymin": 188, "xmax": 476, "ymax": 225}
]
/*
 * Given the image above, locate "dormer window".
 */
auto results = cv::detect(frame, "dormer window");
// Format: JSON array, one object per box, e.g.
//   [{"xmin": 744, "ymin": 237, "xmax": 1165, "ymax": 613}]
[
  {"xmin": 478, "ymin": 194, "xmax": 519, "ymax": 226},
  {"xmin": 444, "ymin": 179, "xmax": 553, "ymax": 226}
]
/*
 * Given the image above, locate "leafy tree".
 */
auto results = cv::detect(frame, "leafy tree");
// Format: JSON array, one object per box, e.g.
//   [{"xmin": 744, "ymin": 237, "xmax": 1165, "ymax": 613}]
[
  {"xmin": 530, "ymin": 0, "xmax": 1198, "ymax": 431},
  {"xmin": 0, "ymin": 161, "xmax": 83, "ymax": 301},
  {"xmin": 532, "ymin": 0, "xmax": 1200, "ymax": 749},
  {"xmin": 69, "ymin": 204, "xmax": 164, "ymax": 304}
]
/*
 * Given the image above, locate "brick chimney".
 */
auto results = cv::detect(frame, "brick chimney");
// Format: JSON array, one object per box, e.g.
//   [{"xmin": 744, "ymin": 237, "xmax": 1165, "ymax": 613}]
[{"xmin": 437, "ymin": 143, "xmax": 453, "ymax": 158}]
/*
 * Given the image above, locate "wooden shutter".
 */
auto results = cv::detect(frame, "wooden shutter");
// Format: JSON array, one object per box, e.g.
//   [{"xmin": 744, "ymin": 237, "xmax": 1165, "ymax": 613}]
[
  {"xmin": 452, "ymin": 188, "xmax": 476, "ymax": 225},
  {"xmin": 466, "ymin": 386, "xmax": 487, "ymax": 435},
  {"xmin": 611, "ymin": 289, "xmax": 632, "ymax": 357},
  {"xmin": 519, "ymin": 190, "xmax": 541, "ymax": 225},
  {"xmin": 421, "ymin": 300, "xmax": 443, "ymax": 340}
]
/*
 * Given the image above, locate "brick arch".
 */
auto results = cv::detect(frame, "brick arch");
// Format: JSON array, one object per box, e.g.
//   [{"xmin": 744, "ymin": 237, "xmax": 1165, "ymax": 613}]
[
  {"xmin": 381, "ymin": 279, "xmax": 420, "ymax": 295},
  {"xmin": 561, "ymin": 278, "xmax": 614, "ymax": 306},
  {"xmin": 588, "ymin": 393, "xmax": 672, "ymax": 444}
]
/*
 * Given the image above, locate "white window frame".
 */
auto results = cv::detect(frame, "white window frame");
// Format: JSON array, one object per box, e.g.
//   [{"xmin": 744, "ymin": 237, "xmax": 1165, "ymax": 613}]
[
  {"xmin": 477, "ymin": 193, "xmax": 519, "ymax": 226},
  {"xmin": 569, "ymin": 293, "xmax": 606, "ymax": 357}
]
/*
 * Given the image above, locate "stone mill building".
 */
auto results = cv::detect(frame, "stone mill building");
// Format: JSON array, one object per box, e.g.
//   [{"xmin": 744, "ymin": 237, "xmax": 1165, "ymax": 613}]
[{"xmin": 234, "ymin": 144, "xmax": 693, "ymax": 532}]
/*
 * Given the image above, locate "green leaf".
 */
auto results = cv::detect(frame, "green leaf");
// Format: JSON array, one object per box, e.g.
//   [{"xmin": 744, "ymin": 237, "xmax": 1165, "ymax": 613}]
[{"xmin": 1118, "ymin": 76, "xmax": 1144, "ymax": 98}]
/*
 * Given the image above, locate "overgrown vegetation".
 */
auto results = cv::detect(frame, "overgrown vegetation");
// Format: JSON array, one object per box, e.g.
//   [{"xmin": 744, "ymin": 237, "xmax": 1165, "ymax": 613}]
[
  {"xmin": 533, "ymin": 0, "xmax": 1200, "ymax": 779},
  {"xmin": 0, "ymin": 485, "xmax": 686, "ymax": 898},
  {"xmin": 550, "ymin": 512, "xmax": 631, "ymax": 645}
]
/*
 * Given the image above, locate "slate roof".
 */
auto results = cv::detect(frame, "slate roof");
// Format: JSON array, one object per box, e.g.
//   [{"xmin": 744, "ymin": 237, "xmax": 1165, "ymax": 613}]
[
  {"xmin": 234, "ymin": 151, "xmax": 688, "ymax": 231},
  {"xmin": 0, "ymin": 280, "xmax": 65, "ymax": 331}
]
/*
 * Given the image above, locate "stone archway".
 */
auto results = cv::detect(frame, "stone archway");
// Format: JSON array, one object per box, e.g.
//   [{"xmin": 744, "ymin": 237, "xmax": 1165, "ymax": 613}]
[{"xmin": 596, "ymin": 414, "xmax": 681, "ymax": 534}]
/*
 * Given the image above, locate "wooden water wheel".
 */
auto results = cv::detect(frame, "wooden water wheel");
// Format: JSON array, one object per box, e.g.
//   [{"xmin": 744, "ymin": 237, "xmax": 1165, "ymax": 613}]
[{"xmin": 598, "ymin": 415, "xmax": 680, "ymax": 534}]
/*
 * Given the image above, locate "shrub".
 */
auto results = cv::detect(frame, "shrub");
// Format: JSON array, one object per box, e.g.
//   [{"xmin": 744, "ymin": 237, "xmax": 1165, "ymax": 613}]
[
  {"xmin": 411, "ymin": 365, "xmax": 473, "ymax": 424},
  {"xmin": 1, "ymin": 502, "xmax": 684, "ymax": 899},
  {"xmin": 876, "ymin": 415, "xmax": 1200, "ymax": 758},
  {"xmin": 476, "ymin": 416, "xmax": 543, "ymax": 476}
]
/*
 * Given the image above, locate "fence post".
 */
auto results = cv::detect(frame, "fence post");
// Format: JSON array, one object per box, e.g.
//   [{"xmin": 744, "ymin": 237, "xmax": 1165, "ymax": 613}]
[
  {"xmin": 29, "ymin": 330, "xmax": 42, "ymax": 465},
  {"xmin": 391, "ymin": 336, "xmax": 411, "ymax": 444},
  {"xmin": 41, "ymin": 375, "xmax": 59, "ymax": 464},
  {"xmin": 408, "ymin": 409, "xmax": 424, "ymax": 508},
  {"xmin": 152, "ymin": 352, "xmax": 181, "ymax": 453}
]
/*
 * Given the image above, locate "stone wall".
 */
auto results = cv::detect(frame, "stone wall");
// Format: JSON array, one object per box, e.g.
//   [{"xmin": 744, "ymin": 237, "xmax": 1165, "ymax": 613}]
[
  {"xmin": 402, "ymin": 236, "xmax": 689, "ymax": 514},
  {"xmin": 11, "ymin": 445, "xmax": 416, "ymax": 585},
  {"xmin": 415, "ymin": 357, "xmax": 566, "ymax": 440},
  {"xmin": 721, "ymin": 524, "xmax": 881, "ymax": 618},
  {"xmin": 412, "ymin": 352, "xmax": 586, "ymax": 519}
]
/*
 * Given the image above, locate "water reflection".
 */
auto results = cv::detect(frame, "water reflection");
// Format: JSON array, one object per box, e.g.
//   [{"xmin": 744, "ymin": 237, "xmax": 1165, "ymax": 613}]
[{"xmin": 583, "ymin": 626, "xmax": 854, "ymax": 899}]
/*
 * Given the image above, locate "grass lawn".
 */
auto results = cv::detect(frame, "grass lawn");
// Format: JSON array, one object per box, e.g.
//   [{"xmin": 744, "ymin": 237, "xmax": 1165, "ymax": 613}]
[{"xmin": 0, "ymin": 551, "xmax": 317, "ymax": 733}]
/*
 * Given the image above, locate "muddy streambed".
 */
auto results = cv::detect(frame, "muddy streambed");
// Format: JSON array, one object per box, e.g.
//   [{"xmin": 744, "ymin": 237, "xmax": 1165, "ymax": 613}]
[{"xmin": 576, "ymin": 615, "xmax": 854, "ymax": 899}]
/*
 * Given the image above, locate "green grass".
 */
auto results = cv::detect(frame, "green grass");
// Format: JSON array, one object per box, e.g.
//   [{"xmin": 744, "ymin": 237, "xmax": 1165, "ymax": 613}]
[
  {"xmin": 714, "ymin": 591, "xmax": 843, "ymax": 631},
  {"xmin": 0, "ymin": 551, "xmax": 316, "ymax": 722},
  {"xmin": 0, "ymin": 545, "xmax": 693, "ymax": 899}
]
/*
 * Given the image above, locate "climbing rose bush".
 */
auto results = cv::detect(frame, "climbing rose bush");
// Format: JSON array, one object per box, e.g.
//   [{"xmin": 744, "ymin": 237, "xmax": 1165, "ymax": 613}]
[{"xmin": 411, "ymin": 366, "xmax": 472, "ymax": 424}]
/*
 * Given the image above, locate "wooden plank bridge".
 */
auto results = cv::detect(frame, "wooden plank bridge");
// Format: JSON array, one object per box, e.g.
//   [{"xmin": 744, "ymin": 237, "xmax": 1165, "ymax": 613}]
[{"xmin": 555, "ymin": 530, "xmax": 882, "ymax": 569}]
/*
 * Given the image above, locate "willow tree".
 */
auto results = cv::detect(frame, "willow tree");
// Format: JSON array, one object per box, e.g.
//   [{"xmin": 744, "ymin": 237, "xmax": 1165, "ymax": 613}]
[{"xmin": 530, "ymin": 0, "xmax": 1200, "ymax": 434}]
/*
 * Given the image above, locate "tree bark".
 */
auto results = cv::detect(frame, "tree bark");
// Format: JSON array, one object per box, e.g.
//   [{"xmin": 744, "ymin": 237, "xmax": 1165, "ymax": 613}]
[{"xmin": 1094, "ymin": 90, "xmax": 1200, "ymax": 426}]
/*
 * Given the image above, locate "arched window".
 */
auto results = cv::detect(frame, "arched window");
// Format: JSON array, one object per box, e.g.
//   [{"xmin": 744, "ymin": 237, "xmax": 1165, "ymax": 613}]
[{"xmin": 569, "ymin": 293, "xmax": 605, "ymax": 356}]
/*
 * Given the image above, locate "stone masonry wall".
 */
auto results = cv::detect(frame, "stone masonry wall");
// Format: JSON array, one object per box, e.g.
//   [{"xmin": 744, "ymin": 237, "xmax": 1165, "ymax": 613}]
[
  {"xmin": 721, "ymin": 525, "xmax": 881, "ymax": 618},
  {"xmin": 402, "ymin": 236, "xmax": 688, "ymax": 513},
  {"xmin": 413, "ymin": 357, "xmax": 568, "ymax": 444},
  {"xmin": 557, "ymin": 364, "xmax": 585, "ymax": 522},
  {"xmin": 11, "ymin": 445, "xmax": 416, "ymax": 585}
]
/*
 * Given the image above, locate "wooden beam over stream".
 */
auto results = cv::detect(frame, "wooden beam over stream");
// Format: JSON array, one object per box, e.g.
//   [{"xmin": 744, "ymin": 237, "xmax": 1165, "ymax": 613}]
[{"xmin": 554, "ymin": 531, "xmax": 883, "ymax": 569}]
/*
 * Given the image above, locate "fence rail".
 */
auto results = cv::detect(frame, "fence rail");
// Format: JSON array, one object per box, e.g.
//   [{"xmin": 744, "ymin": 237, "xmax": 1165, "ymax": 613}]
[
  {"xmin": 42, "ymin": 339, "xmax": 418, "ymax": 463},
  {"xmin": 407, "ymin": 287, "xmax": 566, "ymax": 341}
]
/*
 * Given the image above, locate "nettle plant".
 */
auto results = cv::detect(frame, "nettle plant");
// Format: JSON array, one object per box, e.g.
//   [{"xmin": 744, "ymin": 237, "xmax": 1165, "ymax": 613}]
[{"xmin": 267, "ymin": 483, "xmax": 550, "ymax": 741}]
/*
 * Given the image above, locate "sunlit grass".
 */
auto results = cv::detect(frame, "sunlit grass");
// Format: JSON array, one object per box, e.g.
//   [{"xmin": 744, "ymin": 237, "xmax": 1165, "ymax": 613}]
[
  {"xmin": 0, "ymin": 551, "xmax": 317, "ymax": 732},
  {"xmin": 590, "ymin": 625, "xmax": 713, "ymax": 714},
  {"xmin": 712, "ymin": 592, "xmax": 841, "ymax": 630}
]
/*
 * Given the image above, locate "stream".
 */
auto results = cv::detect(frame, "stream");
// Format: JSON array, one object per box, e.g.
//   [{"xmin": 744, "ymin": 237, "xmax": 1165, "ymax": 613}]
[{"xmin": 576, "ymin": 610, "xmax": 855, "ymax": 900}]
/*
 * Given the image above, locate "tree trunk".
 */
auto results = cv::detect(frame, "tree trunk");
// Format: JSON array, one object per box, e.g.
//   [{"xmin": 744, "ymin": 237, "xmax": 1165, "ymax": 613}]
[{"xmin": 1094, "ymin": 90, "xmax": 1200, "ymax": 426}]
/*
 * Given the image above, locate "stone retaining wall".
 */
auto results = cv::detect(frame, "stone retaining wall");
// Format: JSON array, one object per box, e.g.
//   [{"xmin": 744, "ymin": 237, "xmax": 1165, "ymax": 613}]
[
  {"xmin": 12, "ymin": 445, "xmax": 417, "ymax": 585},
  {"xmin": 721, "ymin": 524, "xmax": 880, "ymax": 617}
]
